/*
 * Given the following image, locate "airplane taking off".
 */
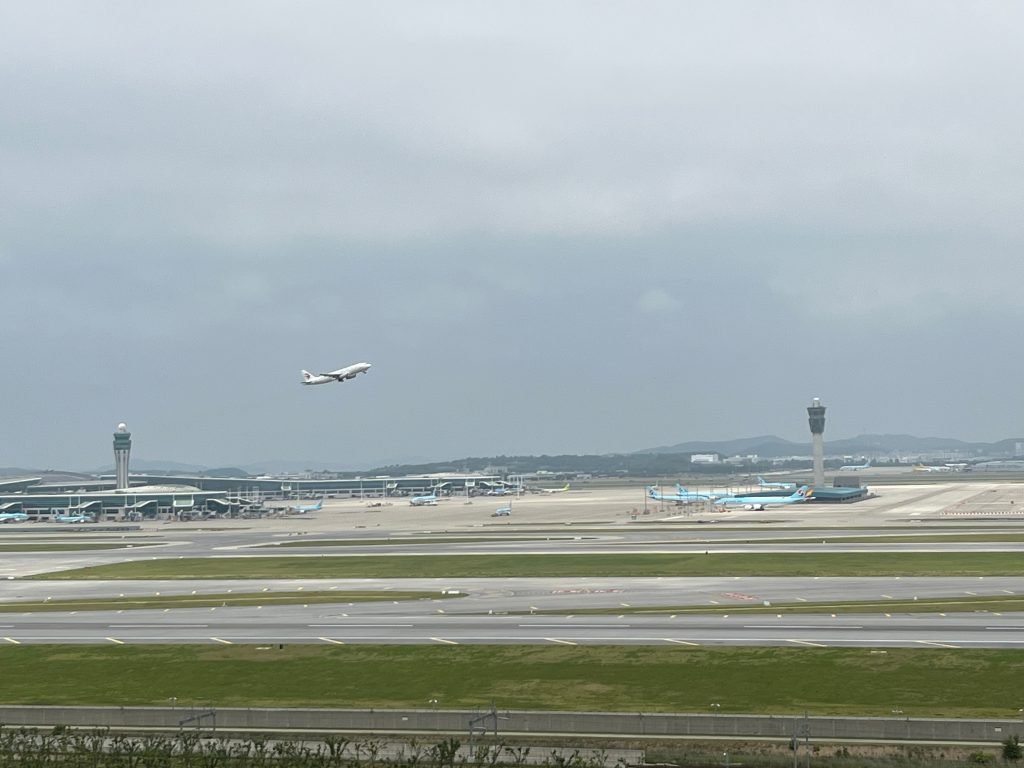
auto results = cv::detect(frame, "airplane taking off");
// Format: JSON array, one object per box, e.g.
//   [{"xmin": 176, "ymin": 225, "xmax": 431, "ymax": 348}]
[
  {"xmin": 288, "ymin": 499, "xmax": 323, "ymax": 513},
  {"xmin": 0, "ymin": 512, "xmax": 28, "ymax": 523},
  {"xmin": 714, "ymin": 486, "xmax": 813, "ymax": 511},
  {"xmin": 913, "ymin": 463, "xmax": 955, "ymax": 473},
  {"xmin": 409, "ymin": 493, "xmax": 438, "ymax": 507},
  {"xmin": 757, "ymin": 476, "xmax": 797, "ymax": 490},
  {"xmin": 839, "ymin": 458, "xmax": 871, "ymax": 471},
  {"xmin": 301, "ymin": 362, "xmax": 372, "ymax": 386}
]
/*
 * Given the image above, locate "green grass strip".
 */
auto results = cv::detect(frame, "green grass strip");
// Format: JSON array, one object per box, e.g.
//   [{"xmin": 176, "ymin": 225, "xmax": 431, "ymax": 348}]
[
  {"xmin": 260, "ymin": 536, "xmax": 579, "ymax": 548},
  {"xmin": 756, "ymin": 533, "xmax": 1024, "ymax": 544},
  {"xmin": 30, "ymin": 552, "xmax": 1024, "ymax": 580},
  {"xmin": 0, "ymin": 591, "xmax": 454, "ymax": 613},
  {"xmin": 531, "ymin": 595, "xmax": 1024, "ymax": 615},
  {"xmin": 0, "ymin": 645, "xmax": 1021, "ymax": 717},
  {"xmin": 0, "ymin": 543, "xmax": 160, "ymax": 553}
]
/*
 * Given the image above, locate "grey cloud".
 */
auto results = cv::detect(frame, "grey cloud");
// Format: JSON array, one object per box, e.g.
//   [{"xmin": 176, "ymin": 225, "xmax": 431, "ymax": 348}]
[{"xmin": 3, "ymin": 2, "xmax": 1024, "ymax": 467}]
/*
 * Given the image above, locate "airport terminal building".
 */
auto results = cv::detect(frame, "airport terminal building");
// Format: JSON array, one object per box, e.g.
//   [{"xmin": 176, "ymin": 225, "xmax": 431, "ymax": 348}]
[{"xmin": 0, "ymin": 424, "xmax": 500, "ymax": 521}]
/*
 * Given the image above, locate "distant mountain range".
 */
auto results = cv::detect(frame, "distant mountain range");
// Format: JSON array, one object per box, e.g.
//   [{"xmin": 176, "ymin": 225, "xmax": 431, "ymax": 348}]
[
  {"xmin": 636, "ymin": 434, "xmax": 1024, "ymax": 458},
  {"xmin": 3, "ymin": 434, "xmax": 1022, "ymax": 481}
]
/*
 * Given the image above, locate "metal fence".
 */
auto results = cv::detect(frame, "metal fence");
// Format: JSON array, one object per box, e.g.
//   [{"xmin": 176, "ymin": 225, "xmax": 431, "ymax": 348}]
[{"xmin": 0, "ymin": 706, "xmax": 1021, "ymax": 744}]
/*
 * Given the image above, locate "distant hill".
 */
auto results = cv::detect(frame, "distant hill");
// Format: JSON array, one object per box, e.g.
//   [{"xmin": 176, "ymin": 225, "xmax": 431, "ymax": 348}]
[
  {"xmin": 89, "ymin": 459, "xmax": 210, "ymax": 474},
  {"xmin": 636, "ymin": 434, "xmax": 1024, "ymax": 458}
]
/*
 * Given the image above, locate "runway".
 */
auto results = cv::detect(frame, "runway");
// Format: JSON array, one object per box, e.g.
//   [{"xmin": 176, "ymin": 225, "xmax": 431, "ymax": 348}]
[
  {"xmin": 2, "ymin": 608, "xmax": 1022, "ymax": 648},
  {"xmin": 0, "ymin": 482, "xmax": 1022, "ymax": 648}
]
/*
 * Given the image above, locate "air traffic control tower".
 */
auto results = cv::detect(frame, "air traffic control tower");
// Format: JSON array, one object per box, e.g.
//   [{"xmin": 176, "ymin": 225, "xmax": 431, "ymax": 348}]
[
  {"xmin": 113, "ymin": 423, "xmax": 131, "ymax": 490},
  {"xmin": 807, "ymin": 398, "xmax": 826, "ymax": 488}
]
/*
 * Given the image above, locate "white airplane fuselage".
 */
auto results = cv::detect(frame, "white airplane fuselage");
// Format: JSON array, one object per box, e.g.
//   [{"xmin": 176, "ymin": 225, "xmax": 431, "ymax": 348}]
[{"xmin": 302, "ymin": 362, "xmax": 372, "ymax": 385}]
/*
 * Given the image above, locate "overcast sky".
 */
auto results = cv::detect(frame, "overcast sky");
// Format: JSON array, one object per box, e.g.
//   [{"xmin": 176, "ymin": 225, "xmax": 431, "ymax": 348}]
[{"xmin": 3, "ymin": 2, "xmax": 1023, "ymax": 470}]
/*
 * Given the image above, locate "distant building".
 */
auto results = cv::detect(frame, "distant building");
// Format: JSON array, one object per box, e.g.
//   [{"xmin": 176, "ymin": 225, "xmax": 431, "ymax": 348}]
[
  {"xmin": 723, "ymin": 454, "xmax": 759, "ymax": 466},
  {"xmin": 690, "ymin": 453, "xmax": 721, "ymax": 465}
]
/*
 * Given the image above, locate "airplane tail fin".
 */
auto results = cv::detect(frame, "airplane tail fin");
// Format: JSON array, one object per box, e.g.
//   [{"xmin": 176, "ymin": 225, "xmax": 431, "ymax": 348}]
[
  {"xmin": 301, "ymin": 370, "xmax": 312, "ymax": 382},
  {"xmin": 794, "ymin": 485, "xmax": 811, "ymax": 498}
]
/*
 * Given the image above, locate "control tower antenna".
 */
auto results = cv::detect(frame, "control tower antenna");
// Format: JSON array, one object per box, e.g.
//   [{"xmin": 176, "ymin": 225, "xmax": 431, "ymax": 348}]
[
  {"xmin": 807, "ymin": 399, "xmax": 826, "ymax": 489},
  {"xmin": 113, "ymin": 423, "xmax": 132, "ymax": 491}
]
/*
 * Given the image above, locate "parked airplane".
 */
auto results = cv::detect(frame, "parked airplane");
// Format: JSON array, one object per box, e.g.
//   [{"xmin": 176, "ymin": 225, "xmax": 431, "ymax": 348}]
[
  {"xmin": 0, "ymin": 512, "xmax": 28, "ymax": 523},
  {"xmin": 647, "ymin": 486, "xmax": 712, "ymax": 503},
  {"xmin": 288, "ymin": 499, "xmax": 323, "ymax": 513},
  {"xmin": 54, "ymin": 513, "xmax": 91, "ymax": 523},
  {"xmin": 492, "ymin": 506, "xmax": 512, "ymax": 517},
  {"xmin": 301, "ymin": 361, "xmax": 372, "ymax": 386},
  {"xmin": 677, "ymin": 483, "xmax": 731, "ymax": 500},
  {"xmin": 757, "ymin": 476, "xmax": 797, "ymax": 490},
  {"xmin": 409, "ymin": 493, "xmax": 438, "ymax": 507},
  {"xmin": 714, "ymin": 486, "xmax": 813, "ymax": 511},
  {"xmin": 839, "ymin": 458, "xmax": 871, "ymax": 471}
]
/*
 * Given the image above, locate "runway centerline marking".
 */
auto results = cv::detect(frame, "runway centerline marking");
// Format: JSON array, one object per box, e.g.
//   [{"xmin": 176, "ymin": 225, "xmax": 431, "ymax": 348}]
[
  {"xmin": 745, "ymin": 625, "xmax": 862, "ymax": 630},
  {"xmin": 521, "ymin": 624, "xmax": 627, "ymax": 628},
  {"xmin": 110, "ymin": 624, "xmax": 208, "ymax": 628},
  {"xmin": 310, "ymin": 624, "xmax": 413, "ymax": 628}
]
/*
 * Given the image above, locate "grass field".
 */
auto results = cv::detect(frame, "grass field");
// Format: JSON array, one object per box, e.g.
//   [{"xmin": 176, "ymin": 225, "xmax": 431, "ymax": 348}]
[
  {"xmin": 30, "ymin": 552, "xmax": 1024, "ymax": 579},
  {"xmin": 0, "ymin": 543, "xmax": 159, "ymax": 552},
  {"xmin": 0, "ymin": 645, "xmax": 1020, "ymax": 717},
  {"xmin": 259, "ymin": 536, "xmax": 581, "ymax": 548},
  {"xmin": 0, "ymin": 590, "xmax": 453, "ymax": 612},
  {"xmin": 532, "ymin": 595, "xmax": 1024, "ymax": 615},
  {"xmin": 758, "ymin": 533, "xmax": 1024, "ymax": 544}
]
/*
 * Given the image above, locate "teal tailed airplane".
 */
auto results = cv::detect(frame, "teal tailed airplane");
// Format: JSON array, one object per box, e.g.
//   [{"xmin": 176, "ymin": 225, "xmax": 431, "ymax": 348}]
[
  {"xmin": 714, "ymin": 485, "xmax": 813, "ymax": 511},
  {"xmin": 0, "ymin": 512, "xmax": 28, "ymax": 523},
  {"xmin": 757, "ymin": 476, "xmax": 797, "ymax": 490},
  {"xmin": 647, "ymin": 485, "xmax": 712, "ymax": 503}
]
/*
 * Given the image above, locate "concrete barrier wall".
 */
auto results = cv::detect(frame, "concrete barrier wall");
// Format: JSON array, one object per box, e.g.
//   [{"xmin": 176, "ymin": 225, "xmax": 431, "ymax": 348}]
[{"xmin": 0, "ymin": 707, "xmax": 1020, "ymax": 743}]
